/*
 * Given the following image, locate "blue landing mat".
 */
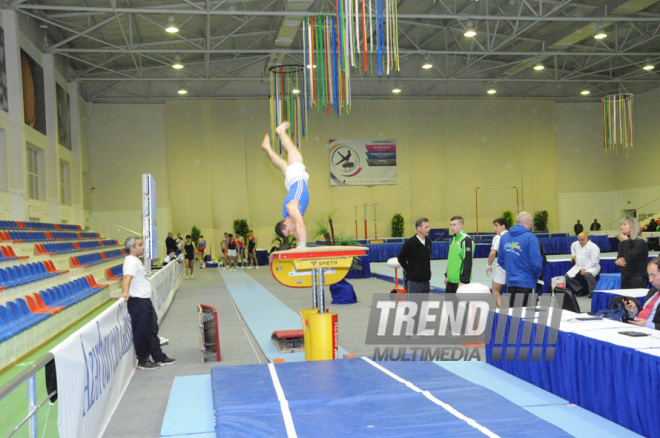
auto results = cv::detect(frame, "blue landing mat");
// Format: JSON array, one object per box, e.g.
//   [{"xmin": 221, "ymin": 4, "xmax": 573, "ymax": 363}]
[
  {"xmin": 220, "ymin": 269, "xmax": 348, "ymax": 362},
  {"xmin": 211, "ymin": 358, "xmax": 576, "ymax": 438},
  {"xmin": 161, "ymin": 375, "xmax": 215, "ymax": 437}
]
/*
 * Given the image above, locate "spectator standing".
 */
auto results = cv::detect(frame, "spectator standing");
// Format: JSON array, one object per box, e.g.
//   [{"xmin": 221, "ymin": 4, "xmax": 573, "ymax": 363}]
[
  {"xmin": 566, "ymin": 233, "xmax": 600, "ymax": 298},
  {"xmin": 647, "ymin": 219, "xmax": 658, "ymax": 232},
  {"xmin": 573, "ymin": 220, "xmax": 583, "ymax": 235},
  {"xmin": 590, "ymin": 219, "xmax": 601, "ymax": 231},
  {"xmin": 221, "ymin": 232, "xmax": 229, "ymax": 269},
  {"xmin": 247, "ymin": 230, "xmax": 258, "ymax": 269},
  {"xmin": 498, "ymin": 211, "xmax": 544, "ymax": 306},
  {"xmin": 444, "ymin": 216, "xmax": 474, "ymax": 294},
  {"xmin": 183, "ymin": 235, "xmax": 197, "ymax": 279},
  {"xmin": 119, "ymin": 237, "xmax": 175, "ymax": 370},
  {"xmin": 486, "ymin": 218, "xmax": 508, "ymax": 307},
  {"xmin": 616, "ymin": 217, "xmax": 649, "ymax": 289},
  {"xmin": 175, "ymin": 233, "xmax": 184, "ymax": 255},
  {"xmin": 198, "ymin": 235, "xmax": 206, "ymax": 268},
  {"xmin": 165, "ymin": 232, "xmax": 177, "ymax": 255},
  {"xmin": 225, "ymin": 234, "xmax": 238, "ymax": 271},
  {"xmin": 397, "ymin": 218, "xmax": 432, "ymax": 294}
]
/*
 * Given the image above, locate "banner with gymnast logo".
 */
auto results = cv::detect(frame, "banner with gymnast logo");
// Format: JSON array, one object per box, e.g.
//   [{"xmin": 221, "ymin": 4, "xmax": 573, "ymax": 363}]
[{"xmin": 329, "ymin": 138, "xmax": 397, "ymax": 186}]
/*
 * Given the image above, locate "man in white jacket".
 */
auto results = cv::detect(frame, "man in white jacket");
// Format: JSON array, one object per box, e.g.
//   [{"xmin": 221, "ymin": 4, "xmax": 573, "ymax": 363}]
[{"xmin": 565, "ymin": 232, "xmax": 601, "ymax": 297}]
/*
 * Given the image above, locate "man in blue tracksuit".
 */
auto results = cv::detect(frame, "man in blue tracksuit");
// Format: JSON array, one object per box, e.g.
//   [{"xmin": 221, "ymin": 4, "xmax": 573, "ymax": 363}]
[{"xmin": 497, "ymin": 211, "xmax": 543, "ymax": 306}]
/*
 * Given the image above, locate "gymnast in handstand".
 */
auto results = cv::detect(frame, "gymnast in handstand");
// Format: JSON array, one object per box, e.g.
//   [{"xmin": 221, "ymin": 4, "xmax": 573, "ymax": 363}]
[{"xmin": 261, "ymin": 121, "xmax": 308, "ymax": 248}]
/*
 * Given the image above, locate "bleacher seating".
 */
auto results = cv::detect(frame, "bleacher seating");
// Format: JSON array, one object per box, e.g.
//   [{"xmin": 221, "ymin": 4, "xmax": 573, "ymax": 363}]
[
  {"xmin": 0, "ymin": 262, "xmax": 60, "ymax": 289},
  {"xmin": 0, "ymin": 276, "xmax": 106, "ymax": 342},
  {"xmin": 106, "ymin": 264, "xmax": 124, "ymax": 281},
  {"xmin": 0, "ymin": 220, "xmax": 82, "ymax": 231},
  {"xmin": 1, "ymin": 245, "xmax": 28, "ymax": 261},
  {"xmin": 70, "ymin": 249, "xmax": 125, "ymax": 268},
  {"xmin": 0, "ymin": 219, "xmax": 122, "ymax": 358},
  {"xmin": 35, "ymin": 239, "xmax": 119, "ymax": 255},
  {"xmin": 41, "ymin": 277, "xmax": 105, "ymax": 309}
]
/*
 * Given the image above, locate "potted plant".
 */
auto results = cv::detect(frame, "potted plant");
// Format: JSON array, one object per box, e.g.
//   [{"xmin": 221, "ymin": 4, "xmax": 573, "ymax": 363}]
[
  {"xmin": 391, "ymin": 213, "xmax": 404, "ymax": 237},
  {"xmin": 502, "ymin": 211, "xmax": 514, "ymax": 229},
  {"xmin": 533, "ymin": 210, "xmax": 549, "ymax": 231},
  {"xmin": 191, "ymin": 225, "xmax": 201, "ymax": 245}
]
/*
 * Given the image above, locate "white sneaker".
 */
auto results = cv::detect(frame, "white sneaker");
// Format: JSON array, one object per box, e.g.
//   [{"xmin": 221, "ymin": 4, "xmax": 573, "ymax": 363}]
[
  {"xmin": 185, "ymin": 275, "xmax": 189, "ymax": 279},
  {"xmin": 256, "ymin": 266, "xmax": 259, "ymax": 270}
]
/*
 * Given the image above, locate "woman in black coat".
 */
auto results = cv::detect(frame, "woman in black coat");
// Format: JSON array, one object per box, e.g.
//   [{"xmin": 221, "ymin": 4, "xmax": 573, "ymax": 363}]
[{"xmin": 615, "ymin": 217, "xmax": 649, "ymax": 289}]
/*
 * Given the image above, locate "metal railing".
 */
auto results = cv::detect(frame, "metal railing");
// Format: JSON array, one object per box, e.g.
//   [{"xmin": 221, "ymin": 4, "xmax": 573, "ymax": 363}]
[
  {"xmin": 0, "ymin": 353, "xmax": 57, "ymax": 438},
  {"xmin": 85, "ymin": 215, "xmax": 166, "ymax": 248},
  {"xmin": 605, "ymin": 198, "xmax": 660, "ymax": 231}
]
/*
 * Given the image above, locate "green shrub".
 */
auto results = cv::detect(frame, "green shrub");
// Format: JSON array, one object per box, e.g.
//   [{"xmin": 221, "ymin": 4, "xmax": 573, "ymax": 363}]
[{"xmin": 391, "ymin": 213, "xmax": 404, "ymax": 237}]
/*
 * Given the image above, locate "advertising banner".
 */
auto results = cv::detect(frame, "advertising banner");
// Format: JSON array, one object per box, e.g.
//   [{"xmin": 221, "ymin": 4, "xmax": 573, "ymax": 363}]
[
  {"xmin": 50, "ymin": 299, "xmax": 136, "ymax": 438},
  {"xmin": 329, "ymin": 138, "xmax": 397, "ymax": 186}
]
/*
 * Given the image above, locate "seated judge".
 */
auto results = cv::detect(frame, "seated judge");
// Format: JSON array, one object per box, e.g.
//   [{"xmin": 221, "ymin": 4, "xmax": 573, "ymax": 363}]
[
  {"xmin": 565, "ymin": 233, "xmax": 600, "ymax": 298},
  {"xmin": 623, "ymin": 257, "xmax": 660, "ymax": 330}
]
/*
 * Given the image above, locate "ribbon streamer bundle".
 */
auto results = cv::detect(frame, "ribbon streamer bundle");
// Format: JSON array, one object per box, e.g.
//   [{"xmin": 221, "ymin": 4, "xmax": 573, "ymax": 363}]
[
  {"xmin": 602, "ymin": 93, "xmax": 634, "ymax": 157},
  {"xmin": 303, "ymin": 0, "xmax": 400, "ymax": 116},
  {"xmin": 269, "ymin": 65, "xmax": 307, "ymax": 152}
]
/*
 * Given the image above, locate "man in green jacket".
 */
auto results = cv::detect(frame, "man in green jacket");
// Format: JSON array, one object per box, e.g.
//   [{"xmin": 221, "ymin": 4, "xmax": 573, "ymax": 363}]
[{"xmin": 444, "ymin": 216, "xmax": 474, "ymax": 294}]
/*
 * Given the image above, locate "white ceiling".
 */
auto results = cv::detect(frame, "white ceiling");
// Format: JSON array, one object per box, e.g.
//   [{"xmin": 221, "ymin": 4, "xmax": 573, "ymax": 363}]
[{"xmin": 7, "ymin": 0, "xmax": 660, "ymax": 103}]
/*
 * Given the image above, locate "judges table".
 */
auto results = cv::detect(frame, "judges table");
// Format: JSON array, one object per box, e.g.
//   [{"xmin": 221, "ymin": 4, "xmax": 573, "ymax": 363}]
[
  {"xmin": 487, "ymin": 309, "xmax": 660, "ymax": 437},
  {"xmin": 590, "ymin": 288, "xmax": 649, "ymax": 313}
]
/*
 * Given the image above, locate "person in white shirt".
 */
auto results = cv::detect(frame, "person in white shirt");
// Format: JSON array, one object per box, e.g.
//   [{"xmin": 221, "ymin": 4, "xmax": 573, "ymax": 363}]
[
  {"xmin": 120, "ymin": 237, "xmax": 176, "ymax": 370},
  {"xmin": 565, "ymin": 232, "xmax": 600, "ymax": 298},
  {"xmin": 486, "ymin": 218, "xmax": 508, "ymax": 307}
]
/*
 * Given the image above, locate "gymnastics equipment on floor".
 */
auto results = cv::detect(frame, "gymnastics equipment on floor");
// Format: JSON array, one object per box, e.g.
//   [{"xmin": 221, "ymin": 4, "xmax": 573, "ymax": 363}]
[{"xmin": 269, "ymin": 246, "xmax": 367, "ymax": 360}]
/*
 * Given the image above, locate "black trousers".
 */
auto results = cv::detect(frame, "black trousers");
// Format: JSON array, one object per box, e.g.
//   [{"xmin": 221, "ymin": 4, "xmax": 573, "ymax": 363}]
[
  {"xmin": 127, "ymin": 297, "xmax": 166, "ymax": 363},
  {"xmin": 445, "ymin": 282, "xmax": 459, "ymax": 294},
  {"xmin": 507, "ymin": 286, "xmax": 535, "ymax": 307},
  {"xmin": 621, "ymin": 276, "xmax": 649, "ymax": 289}
]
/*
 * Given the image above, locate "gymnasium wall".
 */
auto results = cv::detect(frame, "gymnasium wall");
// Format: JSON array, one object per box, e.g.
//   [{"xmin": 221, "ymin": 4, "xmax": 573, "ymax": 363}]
[{"xmin": 89, "ymin": 98, "xmax": 562, "ymax": 257}]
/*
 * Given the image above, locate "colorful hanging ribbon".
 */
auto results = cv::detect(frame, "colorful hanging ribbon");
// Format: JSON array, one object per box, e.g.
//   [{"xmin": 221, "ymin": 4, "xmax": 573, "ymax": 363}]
[
  {"xmin": 602, "ymin": 93, "xmax": 633, "ymax": 157},
  {"xmin": 269, "ymin": 65, "xmax": 307, "ymax": 153}
]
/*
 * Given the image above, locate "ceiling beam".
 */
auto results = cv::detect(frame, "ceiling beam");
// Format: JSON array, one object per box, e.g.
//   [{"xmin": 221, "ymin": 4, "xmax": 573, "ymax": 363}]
[{"xmin": 9, "ymin": 5, "xmax": 660, "ymax": 22}]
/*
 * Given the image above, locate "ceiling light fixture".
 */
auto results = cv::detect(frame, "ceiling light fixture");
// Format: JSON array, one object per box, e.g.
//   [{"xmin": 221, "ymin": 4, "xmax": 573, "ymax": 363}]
[
  {"xmin": 172, "ymin": 55, "xmax": 183, "ymax": 70},
  {"xmin": 165, "ymin": 15, "xmax": 179, "ymax": 34},
  {"xmin": 642, "ymin": 60, "xmax": 655, "ymax": 71},
  {"xmin": 177, "ymin": 84, "xmax": 188, "ymax": 95},
  {"xmin": 487, "ymin": 87, "xmax": 497, "ymax": 95},
  {"xmin": 580, "ymin": 88, "xmax": 591, "ymax": 96},
  {"xmin": 392, "ymin": 82, "xmax": 402, "ymax": 94},
  {"xmin": 422, "ymin": 56, "xmax": 433, "ymax": 70},
  {"xmin": 292, "ymin": 88, "xmax": 301, "ymax": 94},
  {"xmin": 306, "ymin": 64, "xmax": 317, "ymax": 69},
  {"xmin": 464, "ymin": 21, "xmax": 476, "ymax": 38},
  {"xmin": 594, "ymin": 24, "xmax": 606, "ymax": 40},
  {"xmin": 533, "ymin": 62, "xmax": 545, "ymax": 71}
]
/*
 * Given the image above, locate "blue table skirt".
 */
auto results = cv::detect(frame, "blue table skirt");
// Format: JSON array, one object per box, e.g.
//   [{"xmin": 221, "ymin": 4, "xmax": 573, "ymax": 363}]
[
  {"xmin": 594, "ymin": 273, "xmax": 621, "ymax": 291},
  {"xmin": 364, "ymin": 235, "xmax": 612, "ymax": 263},
  {"xmin": 486, "ymin": 312, "xmax": 660, "ymax": 437},
  {"xmin": 345, "ymin": 253, "xmax": 371, "ymax": 279},
  {"xmin": 538, "ymin": 235, "xmax": 611, "ymax": 255}
]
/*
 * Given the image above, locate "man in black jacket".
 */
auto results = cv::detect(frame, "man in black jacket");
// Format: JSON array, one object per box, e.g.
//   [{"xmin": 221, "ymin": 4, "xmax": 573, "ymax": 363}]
[
  {"xmin": 165, "ymin": 232, "xmax": 177, "ymax": 255},
  {"xmin": 624, "ymin": 257, "xmax": 660, "ymax": 330},
  {"xmin": 397, "ymin": 218, "xmax": 432, "ymax": 294}
]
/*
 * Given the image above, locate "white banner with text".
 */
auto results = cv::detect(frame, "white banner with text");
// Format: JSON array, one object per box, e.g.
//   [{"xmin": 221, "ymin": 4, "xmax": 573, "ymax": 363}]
[{"xmin": 50, "ymin": 299, "xmax": 136, "ymax": 438}]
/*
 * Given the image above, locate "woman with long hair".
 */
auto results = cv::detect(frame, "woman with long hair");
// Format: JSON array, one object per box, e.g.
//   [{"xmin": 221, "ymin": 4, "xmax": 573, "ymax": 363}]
[{"xmin": 615, "ymin": 217, "xmax": 649, "ymax": 289}]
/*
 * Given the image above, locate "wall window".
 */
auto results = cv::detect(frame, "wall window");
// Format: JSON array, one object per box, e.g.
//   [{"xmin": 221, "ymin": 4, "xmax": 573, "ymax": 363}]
[
  {"xmin": 59, "ymin": 160, "xmax": 71, "ymax": 205},
  {"xmin": 26, "ymin": 145, "xmax": 40, "ymax": 200}
]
